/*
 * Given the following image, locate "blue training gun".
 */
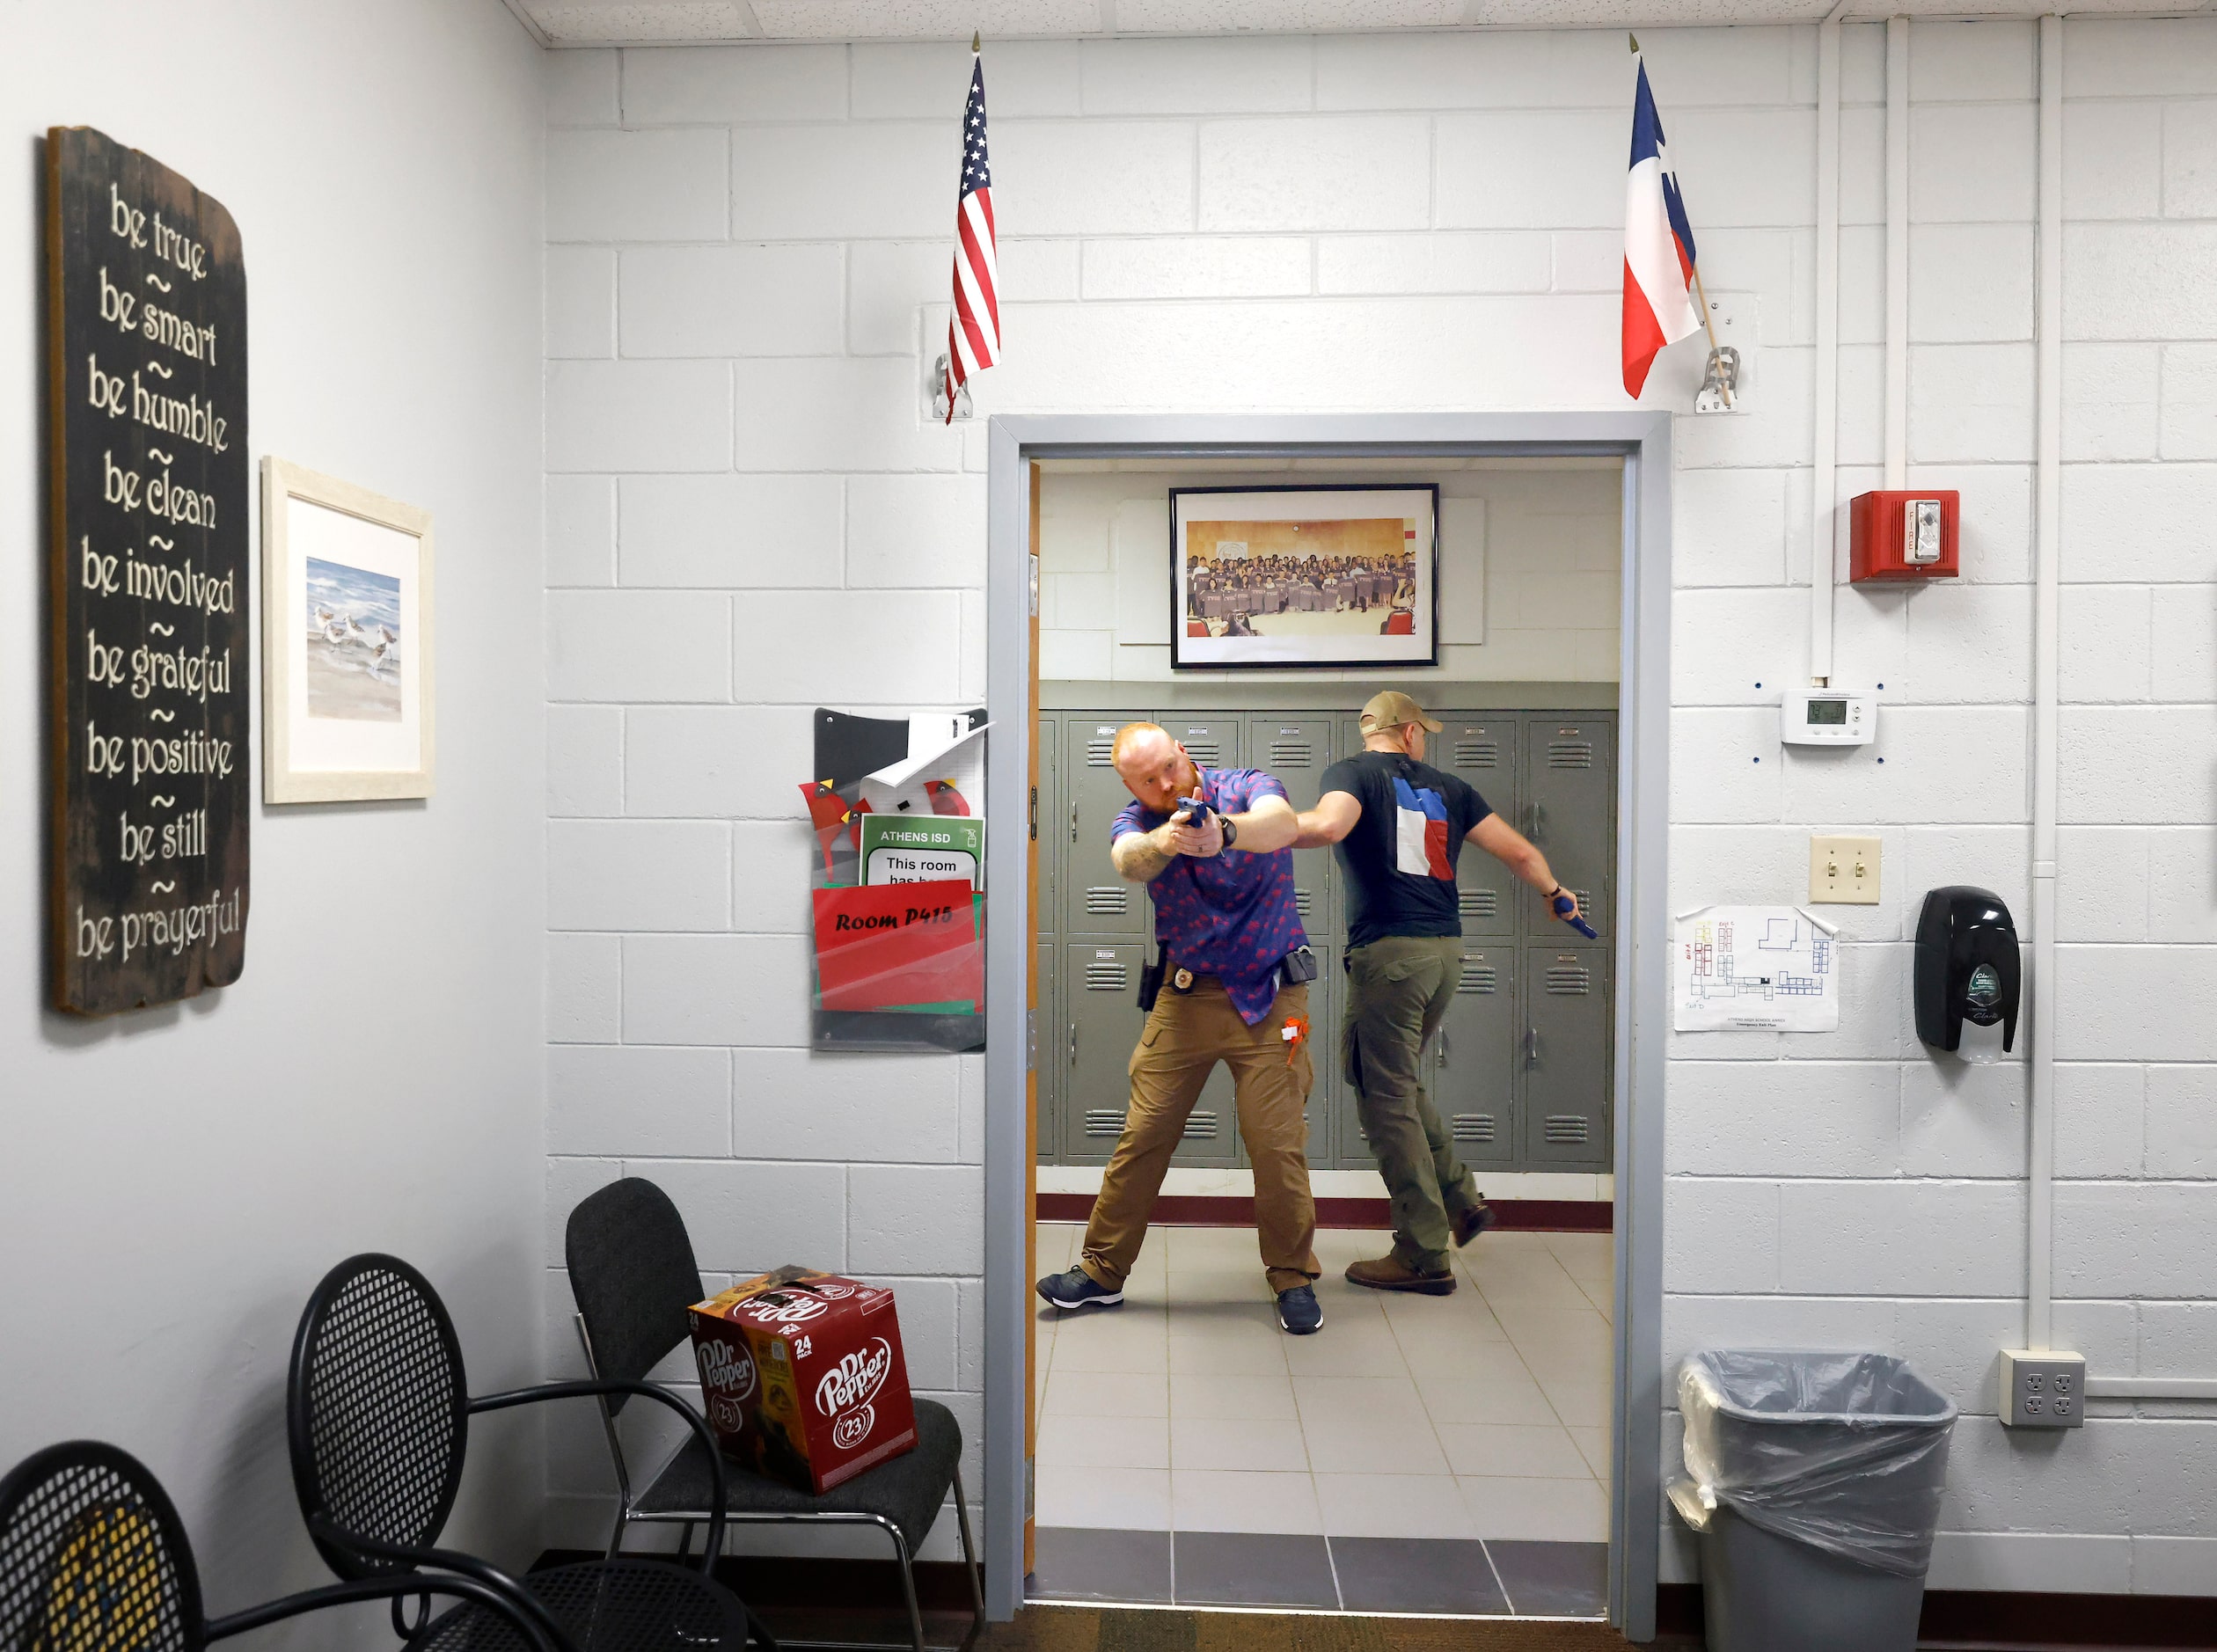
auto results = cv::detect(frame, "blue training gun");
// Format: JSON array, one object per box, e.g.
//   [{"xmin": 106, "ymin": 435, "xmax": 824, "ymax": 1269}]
[{"xmin": 1554, "ymin": 890, "xmax": 1599, "ymax": 939}]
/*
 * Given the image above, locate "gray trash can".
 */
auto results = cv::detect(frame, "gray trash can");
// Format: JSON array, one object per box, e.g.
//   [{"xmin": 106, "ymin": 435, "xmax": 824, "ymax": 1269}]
[{"xmin": 1669, "ymin": 1350, "xmax": 1957, "ymax": 1652}]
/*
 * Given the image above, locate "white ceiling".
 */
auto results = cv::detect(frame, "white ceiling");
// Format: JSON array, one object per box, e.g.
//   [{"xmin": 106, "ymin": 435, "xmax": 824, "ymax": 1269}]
[{"xmin": 512, "ymin": 0, "xmax": 2212, "ymax": 46}]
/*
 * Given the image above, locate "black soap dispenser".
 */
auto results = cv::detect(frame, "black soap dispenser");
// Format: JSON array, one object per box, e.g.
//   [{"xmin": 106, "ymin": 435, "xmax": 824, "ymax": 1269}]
[{"xmin": 1914, "ymin": 886, "xmax": 2021, "ymax": 1058}]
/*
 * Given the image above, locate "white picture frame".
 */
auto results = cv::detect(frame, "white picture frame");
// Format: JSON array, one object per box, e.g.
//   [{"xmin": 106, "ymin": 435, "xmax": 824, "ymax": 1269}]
[{"xmin": 260, "ymin": 457, "xmax": 435, "ymax": 802}]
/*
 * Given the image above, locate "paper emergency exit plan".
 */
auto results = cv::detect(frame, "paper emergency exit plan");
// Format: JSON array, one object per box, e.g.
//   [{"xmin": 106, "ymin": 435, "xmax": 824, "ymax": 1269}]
[{"xmin": 1673, "ymin": 905, "xmax": 1840, "ymax": 1032}]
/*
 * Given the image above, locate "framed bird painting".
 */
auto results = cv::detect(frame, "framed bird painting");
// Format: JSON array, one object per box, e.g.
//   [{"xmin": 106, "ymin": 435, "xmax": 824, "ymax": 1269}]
[{"xmin": 260, "ymin": 457, "xmax": 435, "ymax": 802}]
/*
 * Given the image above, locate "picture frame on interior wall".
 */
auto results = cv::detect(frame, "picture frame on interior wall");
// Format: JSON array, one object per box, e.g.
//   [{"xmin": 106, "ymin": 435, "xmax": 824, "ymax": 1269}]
[
  {"xmin": 260, "ymin": 458, "xmax": 435, "ymax": 803},
  {"xmin": 1169, "ymin": 484, "xmax": 1439, "ymax": 669}
]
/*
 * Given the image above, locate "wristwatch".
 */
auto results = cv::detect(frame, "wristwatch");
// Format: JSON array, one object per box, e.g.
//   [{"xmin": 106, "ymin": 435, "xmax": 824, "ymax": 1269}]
[{"xmin": 1220, "ymin": 816, "xmax": 1239, "ymax": 851}]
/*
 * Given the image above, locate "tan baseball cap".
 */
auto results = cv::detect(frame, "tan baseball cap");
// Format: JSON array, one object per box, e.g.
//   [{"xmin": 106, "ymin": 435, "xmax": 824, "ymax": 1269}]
[{"xmin": 1359, "ymin": 691, "xmax": 1443, "ymax": 733}]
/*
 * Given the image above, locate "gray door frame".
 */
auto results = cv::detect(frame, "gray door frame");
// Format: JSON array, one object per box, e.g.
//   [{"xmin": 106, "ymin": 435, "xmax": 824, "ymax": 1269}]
[{"xmin": 983, "ymin": 413, "xmax": 1673, "ymax": 1638}]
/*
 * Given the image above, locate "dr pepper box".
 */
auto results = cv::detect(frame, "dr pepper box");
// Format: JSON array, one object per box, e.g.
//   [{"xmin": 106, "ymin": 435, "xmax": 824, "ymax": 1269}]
[{"xmin": 689, "ymin": 1265, "xmax": 918, "ymax": 1495}]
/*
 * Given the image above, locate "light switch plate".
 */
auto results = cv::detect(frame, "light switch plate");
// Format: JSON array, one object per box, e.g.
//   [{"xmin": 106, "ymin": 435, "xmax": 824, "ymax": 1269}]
[
  {"xmin": 2000, "ymin": 1349, "xmax": 2086, "ymax": 1429},
  {"xmin": 1810, "ymin": 835, "xmax": 1882, "ymax": 904}
]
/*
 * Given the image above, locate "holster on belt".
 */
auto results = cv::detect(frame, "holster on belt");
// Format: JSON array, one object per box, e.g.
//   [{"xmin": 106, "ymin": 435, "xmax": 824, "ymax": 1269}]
[{"xmin": 1138, "ymin": 951, "xmax": 1167, "ymax": 1012}]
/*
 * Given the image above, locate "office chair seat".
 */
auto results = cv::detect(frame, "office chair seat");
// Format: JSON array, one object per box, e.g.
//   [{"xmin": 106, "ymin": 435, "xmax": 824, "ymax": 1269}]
[{"xmin": 634, "ymin": 1401, "xmax": 963, "ymax": 1553}]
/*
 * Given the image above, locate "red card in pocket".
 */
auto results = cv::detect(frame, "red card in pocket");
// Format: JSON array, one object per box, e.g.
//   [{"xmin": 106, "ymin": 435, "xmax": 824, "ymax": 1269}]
[{"xmin": 812, "ymin": 880, "xmax": 981, "ymax": 1012}]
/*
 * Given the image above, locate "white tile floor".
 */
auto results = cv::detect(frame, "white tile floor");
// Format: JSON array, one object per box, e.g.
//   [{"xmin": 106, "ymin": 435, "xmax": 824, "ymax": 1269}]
[{"xmin": 1034, "ymin": 1222, "xmax": 1614, "ymax": 1544}]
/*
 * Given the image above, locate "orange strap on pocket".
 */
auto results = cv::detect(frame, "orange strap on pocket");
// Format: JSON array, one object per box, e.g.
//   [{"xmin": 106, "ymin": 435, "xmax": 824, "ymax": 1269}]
[{"xmin": 1280, "ymin": 1013, "xmax": 1309, "ymax": 1066}]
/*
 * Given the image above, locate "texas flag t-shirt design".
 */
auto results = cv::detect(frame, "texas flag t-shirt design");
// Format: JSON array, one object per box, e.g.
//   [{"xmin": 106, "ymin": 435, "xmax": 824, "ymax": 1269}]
[{"xmin": 1392, "ymin": 777, "xmax": 1453, "ymax": 879}]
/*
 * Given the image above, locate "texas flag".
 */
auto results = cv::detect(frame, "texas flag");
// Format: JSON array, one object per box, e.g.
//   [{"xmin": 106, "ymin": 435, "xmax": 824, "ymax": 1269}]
[
  {"xmin": 1393, "ymin": 777, "xmax": 1453, "ymax": 881},
  {"xmin": 1622, "ymin": 45, "xmax": 1703, "ymax": 398}
]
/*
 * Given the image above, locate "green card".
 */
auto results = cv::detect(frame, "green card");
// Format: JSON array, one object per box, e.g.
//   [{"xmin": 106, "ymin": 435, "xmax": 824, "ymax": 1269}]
[{"xmin": 858, "ymin": 815, "xmax": 984, "ymax": 891}]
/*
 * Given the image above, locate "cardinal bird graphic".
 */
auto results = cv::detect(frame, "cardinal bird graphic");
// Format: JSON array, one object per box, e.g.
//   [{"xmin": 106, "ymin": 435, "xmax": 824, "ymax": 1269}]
[
  {"xmin": 926, "ymin": 779, "xmax": 971, "ymax": 816},
  {"xmin": 801, "ymin": 780, "xmax": 851, "ymax": 875}
]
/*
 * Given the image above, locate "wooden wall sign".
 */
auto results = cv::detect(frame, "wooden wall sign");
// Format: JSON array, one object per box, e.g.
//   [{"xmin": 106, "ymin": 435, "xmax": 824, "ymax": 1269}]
[{"xmin": 47, "ymin": 128, "xmax": 249, "ymax": 1015}]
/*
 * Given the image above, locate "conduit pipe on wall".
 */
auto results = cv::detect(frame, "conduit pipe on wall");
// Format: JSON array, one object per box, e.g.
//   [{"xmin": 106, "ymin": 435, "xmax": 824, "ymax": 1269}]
[
  {"xmin": 1889, "ymin": 16, "xmax": 1906, "ymax": 490},
  {"xmin": 1810, "ymin": 0, "xmax": 1848, "ymax": 686},
  {"xmin": 1885, "ymin": 18, "xmax": 1910, "ymax": 490},
  {"xmin": 2027, "ymin": 11, "xmax": 2062, "ymax": 1356}
]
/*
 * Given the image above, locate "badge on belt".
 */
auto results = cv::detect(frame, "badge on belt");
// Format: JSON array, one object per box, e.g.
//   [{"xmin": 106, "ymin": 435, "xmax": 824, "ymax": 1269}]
[{"xmin": 1171, "ymin": 967, "xmax": 1195, "ymax": 992}]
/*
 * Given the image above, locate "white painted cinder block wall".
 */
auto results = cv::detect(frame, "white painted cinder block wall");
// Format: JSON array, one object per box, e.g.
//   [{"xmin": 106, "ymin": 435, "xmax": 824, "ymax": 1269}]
[{"xmin": 542, "ymin": 18, "xmax": 2217, "ymax": 1588}]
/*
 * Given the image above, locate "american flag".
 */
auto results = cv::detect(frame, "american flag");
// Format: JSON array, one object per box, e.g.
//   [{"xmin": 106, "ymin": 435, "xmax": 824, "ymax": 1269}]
[{"xmin": 944, "ymin": 51, "xmax": 999, "ymax": 422}]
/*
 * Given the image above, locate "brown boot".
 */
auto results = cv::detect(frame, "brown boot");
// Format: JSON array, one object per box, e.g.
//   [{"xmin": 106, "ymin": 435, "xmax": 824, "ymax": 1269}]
[
  {"xmin": 1453, "ymin": 1199, "xmax": 1494, "ymax": 1248},
  {"xmin": 1345, "ymin": 1255, "xmax": 1457, "ymax": 1295}
]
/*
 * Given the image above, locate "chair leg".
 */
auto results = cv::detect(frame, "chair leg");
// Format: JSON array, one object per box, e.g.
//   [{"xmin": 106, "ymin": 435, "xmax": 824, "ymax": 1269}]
[
  {"xmin": 677, "ymin": 1520, "xmax": 696, "ymax": 1564},
  {"xmin": 889, "ymin": 1526, "xmax": 926, "ymax": 1652},
  {"xmin": 951, "ymin": 1468, "xmax": 984, "ymax": 1651}
]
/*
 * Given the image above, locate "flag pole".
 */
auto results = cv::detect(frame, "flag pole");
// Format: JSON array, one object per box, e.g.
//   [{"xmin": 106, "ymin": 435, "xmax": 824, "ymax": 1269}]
[{"xmin": 1631, "ymin": 33, "xmax": 1731, "ymax": 409}]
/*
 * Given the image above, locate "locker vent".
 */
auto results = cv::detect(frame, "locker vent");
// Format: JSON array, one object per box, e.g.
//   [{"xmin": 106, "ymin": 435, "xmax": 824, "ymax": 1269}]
[
  {"xmin": 1086, "ymin": 740, "xmax": 1115, "ymax": 766},
  {"xmin": 1183, "ymin": 742, "xmax": 1222, "ymax": 764},
  {"xmin": 1458, "ymin": 889, "xmax": 1497, "ymax": 920},
  {"xmin": 1543, "ymin": 1115, "xmax": 1591, "ymax": 1145},
  {"xmin": 1083, "ymin": 887, "xmax": 1130, "ymax": 916},
  {"xmin": 1452, "ymin": 1114, "xmax": 1496, "ymax": 1144},
  {"xmin": 1294, "ymin": 889, "xmax": 1313, "ymax": 918},
  {"xmin": 1085, "ymin": 961, "xmax": 1129, "ymax": 990},
  {"xmin": 1453, "ymin": 741, "xmax": 1500, "ymax": 768},
  {"xmin": 1183, "ymin": 1111, "xmax": 1218, "ymax": 1140},
  {"xmin": 1269, "ymin": 741, "xmax": 1313, "ymax": 766},
  {"xmin": 1083, "ymin": 1109, "xmax": 1124, "ymax": 1137},
  {"xmin": 1457, "ymin": 965, "xmax": 1497, "ymax": 995},
  {"xmin": 1573, "ymin": 890, "xmax": 1595, "ymax": 918},
  {"xmin": 1547, "ymin": 742, "xmax": 1595, "ymax": 770},
  {"xmin": 1545, "ymin": 964, "xmax": 1593, "ymax": 995}
]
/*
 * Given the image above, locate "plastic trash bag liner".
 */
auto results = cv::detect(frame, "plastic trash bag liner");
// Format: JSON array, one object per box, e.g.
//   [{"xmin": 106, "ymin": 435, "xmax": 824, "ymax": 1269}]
[{"xmin": 1672, "ymin": 1349, "xmax": 1958, "ymax": 1577}]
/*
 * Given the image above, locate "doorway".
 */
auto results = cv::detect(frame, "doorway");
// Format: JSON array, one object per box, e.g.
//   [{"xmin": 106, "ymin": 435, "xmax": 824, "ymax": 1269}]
[{"xmin": 977, "ymin": 416, "xmax": 1674, "ymax": 1640}]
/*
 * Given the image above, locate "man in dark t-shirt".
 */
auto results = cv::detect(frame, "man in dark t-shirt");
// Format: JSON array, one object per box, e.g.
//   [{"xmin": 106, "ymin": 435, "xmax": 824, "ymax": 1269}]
[{"xmin": 1300, "ymin": 691, "xmax": 1586, "ymax": 1295}]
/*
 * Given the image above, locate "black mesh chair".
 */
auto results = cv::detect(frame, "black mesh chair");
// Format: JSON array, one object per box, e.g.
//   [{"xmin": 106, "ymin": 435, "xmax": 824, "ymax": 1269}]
[
  {"xmin": 0, "ymin": 1439, "xmax": 562, "ymax": 1652},
  {"xmin": 287, "ymin": 1251, "xmax": 773, "ymax": 1652},
  {"xmin": 565, "ymin": 1179, "xmax": 982, "ymax": 1652}
]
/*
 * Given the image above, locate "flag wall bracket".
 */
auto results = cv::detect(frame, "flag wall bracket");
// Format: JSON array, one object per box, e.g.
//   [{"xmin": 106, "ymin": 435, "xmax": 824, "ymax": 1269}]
[
  {"xmin": 931, "ymin": 352, "xmax": 974, "ymax": 422},
  {"xmin": 1694, "ymin": 344, "xmax": 1741, "ymax": 415}
]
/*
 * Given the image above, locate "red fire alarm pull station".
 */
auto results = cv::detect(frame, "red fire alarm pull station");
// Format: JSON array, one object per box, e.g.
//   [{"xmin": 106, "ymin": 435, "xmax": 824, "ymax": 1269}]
[{"xmin": 1850, "ymin": 489, "xmax": 1960, "ymax": 581}]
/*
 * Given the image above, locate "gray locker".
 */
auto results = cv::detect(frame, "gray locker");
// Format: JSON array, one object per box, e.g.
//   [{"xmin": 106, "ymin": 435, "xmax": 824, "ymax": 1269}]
[
  {"xmin": 1064, "ymin": 718, "xmax": 1145, "ymax": 936},
  {"xmin": 1219, "ymin": 941, "xmax": 1334, "ymax": 1172},
  {"xmin": 1332, "ymin": 943, "xmax": 1511, "ymax": 1171},
  {"xmin": 1522, "ymin": 719, "xmax": 1613, "ymax": 943},
  {"xmin": 1436, "ymin": 715, "xmax": 1519, "ymax": 940},
  {"xmin": 1064, "ymin": 940, "xmax": 1145, "ymax": 1166},
  {"xmin": 1035, "ymin": 941, "xmax": 1057, "ymax": 1162},
  {"xmin": 1163, "ymin": 716, "xmax": 1241, "ymax": 773},
  {"xmin": 1036, "ymin": 716, "xmax": 1058, "ymax": 938},
  {"xmin": 1248, "ymin": 715, "xmax": 1336, "ymax": 935},
  {"xmin": 1523, "ymin": 947, "xmax": 1612, "ymax": 1169},
  {"xmin": 1306, "ymin": 942, "xmax": 1337, "ymax": 1167},
  {"xmin": 1061, "ymin": 940, "xmax": 1240, "ymax": 1169},
  {"xmin": 1430, "ymin": 946, "xmax": 1518, "ymax": 1169}
]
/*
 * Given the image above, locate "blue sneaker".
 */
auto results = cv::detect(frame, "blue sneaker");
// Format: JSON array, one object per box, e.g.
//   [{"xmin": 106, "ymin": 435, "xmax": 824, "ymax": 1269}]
[
  {"xmin": 1036, "ymin": 1265, "xmax": 1123, "ymax": 1312},
  {"xmin": 1276, "ymin": 1284, "xmax": 1323, "ymax": 1336}
]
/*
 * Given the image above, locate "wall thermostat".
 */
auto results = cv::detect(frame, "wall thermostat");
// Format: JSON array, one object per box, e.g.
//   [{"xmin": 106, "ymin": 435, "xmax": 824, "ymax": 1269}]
[{"xmin": 1781, "ymin": 689, "xmax": 1875, "ymax": 746}]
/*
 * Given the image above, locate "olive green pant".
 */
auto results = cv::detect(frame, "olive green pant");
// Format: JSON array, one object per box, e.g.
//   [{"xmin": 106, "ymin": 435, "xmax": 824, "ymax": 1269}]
[
  {"xmin": 1343, "ymin": 935, "xmax": 1482, "ymax": 1273},
  {"xmin": 1080, "ymin": 978, "xmax": 1321, "ymax": 1294}
]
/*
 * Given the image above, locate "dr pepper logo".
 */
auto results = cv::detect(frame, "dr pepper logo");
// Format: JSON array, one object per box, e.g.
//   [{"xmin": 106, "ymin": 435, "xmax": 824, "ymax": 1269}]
[
  {"xmin": 816, "ymin": 1337, "xmax": 892, "ymax": 1450},
  {"xmin": 695, "ymin": 1339, "xmax": 756, "ymax": 1432}
]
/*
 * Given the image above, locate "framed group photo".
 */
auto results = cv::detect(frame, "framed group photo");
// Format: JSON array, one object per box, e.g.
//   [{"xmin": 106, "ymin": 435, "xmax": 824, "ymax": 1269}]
[
  {"xmin": 260, "ymin": 458, "xmax": 435, "ymax": 802},
  {"xmin": 1169, "ymin": 484, "xmax": 1438, "ymax": 669}
]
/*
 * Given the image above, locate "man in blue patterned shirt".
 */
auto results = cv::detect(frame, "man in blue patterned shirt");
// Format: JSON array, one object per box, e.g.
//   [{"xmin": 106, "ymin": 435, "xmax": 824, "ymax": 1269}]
[{"xmin": 1035, "ymin": 723, "xmax": 1325, "ymax": 1334}]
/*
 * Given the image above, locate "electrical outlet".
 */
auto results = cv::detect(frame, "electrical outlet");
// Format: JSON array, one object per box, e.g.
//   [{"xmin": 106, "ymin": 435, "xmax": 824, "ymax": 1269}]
[
  {"xmin": 1809, "ymin": 835, "xmax": 1882, "ymax": 904},
  {"xmin": 1999, "ymin": 1349, "xmax": 2086, "ymax": 1429}
]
